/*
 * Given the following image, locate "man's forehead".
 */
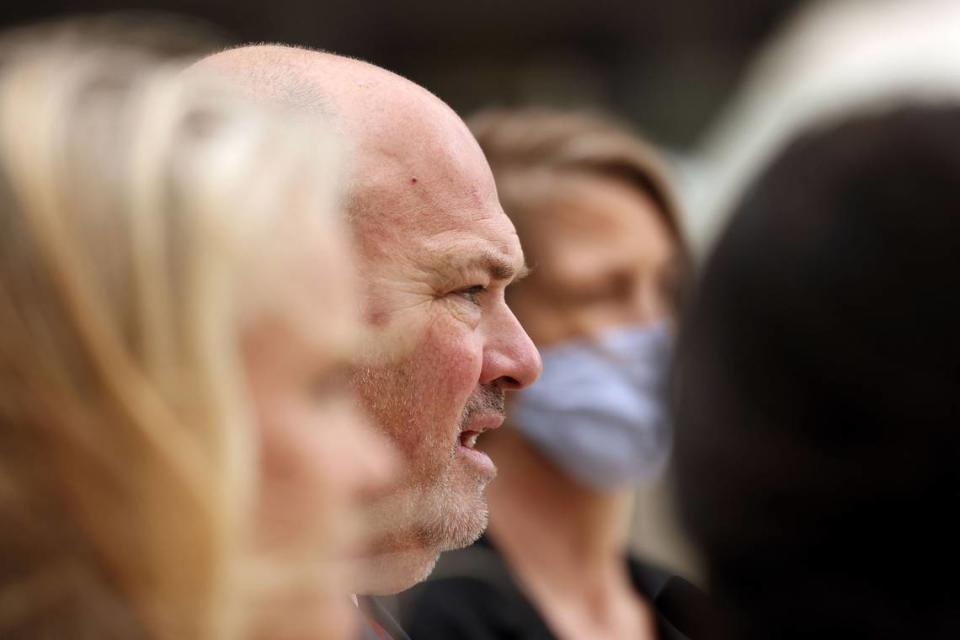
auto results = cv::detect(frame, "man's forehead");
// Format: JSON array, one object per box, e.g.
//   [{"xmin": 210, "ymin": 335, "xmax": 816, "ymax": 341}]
[
  {"xmin": 350, "ymin": 141, "xmax": 508, "ymax": 242},
  {"xmin": 353, "ymin": 126, "xmax": 497, "ymax": 218}
]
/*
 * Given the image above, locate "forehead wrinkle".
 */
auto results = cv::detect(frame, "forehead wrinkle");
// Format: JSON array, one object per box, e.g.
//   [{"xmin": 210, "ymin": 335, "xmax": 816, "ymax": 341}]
[{"xmin": 424, "ymin": 241, "xmax": 527, "ymax": 284}]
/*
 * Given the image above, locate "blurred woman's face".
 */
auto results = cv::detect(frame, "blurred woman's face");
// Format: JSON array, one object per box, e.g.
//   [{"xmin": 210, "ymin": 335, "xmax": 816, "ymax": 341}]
[
  {"xmin": 508, "ymin": 174, "xmax": 680, "ymax": 344},
  {"xmin": 241, "ymin": 212, "xmax": 395, "ymax": 640}
]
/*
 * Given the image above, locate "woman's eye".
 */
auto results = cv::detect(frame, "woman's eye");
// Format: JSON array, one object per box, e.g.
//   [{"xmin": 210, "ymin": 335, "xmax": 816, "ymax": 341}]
[{"xmin": 454, "ymin": 285, "xmax": 486, "ymax": 305}]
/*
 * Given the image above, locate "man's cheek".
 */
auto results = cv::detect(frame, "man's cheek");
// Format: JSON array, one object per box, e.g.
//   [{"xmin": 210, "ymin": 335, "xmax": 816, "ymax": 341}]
[
  {"xmin": 418, "ymin": 320, "xmax": 483, "ymax": 407},
  {"xmin": 354, "ymin": 269, "xmax": 440, "ymax": 363},
  {"xmin": 354, "ymin": 303, "xmax": 431, "ymax": 367},
  {"xmin": 354, "ymin": 309, "xmax": 483, "ymax": 470}
]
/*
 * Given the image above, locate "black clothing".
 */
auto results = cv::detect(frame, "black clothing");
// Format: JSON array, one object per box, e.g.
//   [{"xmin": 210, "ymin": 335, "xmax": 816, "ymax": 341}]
[{"xmin": 397, "ymin": 535, "xmax": 705, "ymax": 639}]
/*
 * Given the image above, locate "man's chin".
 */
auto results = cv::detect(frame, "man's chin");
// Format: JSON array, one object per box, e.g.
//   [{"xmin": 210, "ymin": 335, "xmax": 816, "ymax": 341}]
[
  {"xmin": 352, "ymin": 509, "xmax": 486, "ymax": 595},
  {"xmin": 420, "ymin": 481, "xmax": 489, "ymax": 551},
  {"xmin": 350, "ymin": 471, "xmax": 490, "ymax": 592},
  {"xmin": 431, "ymin": 505, "xmax": 487, "ymax": 552},
  {"xmin": 352, "ymin": 546, "xmax": 443, "ymax": 595}
]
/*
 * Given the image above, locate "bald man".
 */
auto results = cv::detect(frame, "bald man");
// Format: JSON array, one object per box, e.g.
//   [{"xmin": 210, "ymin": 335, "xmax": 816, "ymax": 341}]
[{"xmin": 191, "ymin": 45, "xmax": 542, "ymax": 619}]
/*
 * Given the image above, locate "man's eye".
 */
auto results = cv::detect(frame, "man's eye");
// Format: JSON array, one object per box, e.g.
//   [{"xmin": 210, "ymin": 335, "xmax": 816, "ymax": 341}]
[{"xmin": 454, "ymin": 285, "xmax": 486, "ymax": 305}]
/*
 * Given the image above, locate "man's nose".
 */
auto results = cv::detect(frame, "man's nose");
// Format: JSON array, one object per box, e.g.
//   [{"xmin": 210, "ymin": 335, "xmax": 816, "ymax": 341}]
[{"xmin": 480, "ymin": 307, "xmax": 542, "ymax": 390}]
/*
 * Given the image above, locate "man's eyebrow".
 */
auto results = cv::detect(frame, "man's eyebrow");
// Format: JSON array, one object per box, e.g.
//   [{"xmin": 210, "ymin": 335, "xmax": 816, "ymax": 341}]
[
  {"xmin": 438, "ymin": 249, "xmax": 529, "ymax": 283},
  {"xmin": 513, "ymin": 262, "xmax": 532, "ymax": 283}
]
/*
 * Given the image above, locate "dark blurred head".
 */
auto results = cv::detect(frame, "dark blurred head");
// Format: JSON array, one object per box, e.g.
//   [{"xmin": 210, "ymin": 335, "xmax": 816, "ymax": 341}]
[{"xmin": 674, "ymin": 105, "xmax": 960, "ymax": 638}]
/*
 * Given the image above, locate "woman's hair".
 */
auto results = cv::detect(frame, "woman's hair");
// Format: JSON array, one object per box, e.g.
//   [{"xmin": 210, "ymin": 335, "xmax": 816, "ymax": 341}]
[
  {"xmin": 469, "ymin": 108, "xmax": 684, "ymax": 239},
  {"xmin": 468, "ymin": 107, "xmax": 689, "ymax": 304},
  {"xmin": 0, "ymin": 46, "xmax": 339, "ymax": 640},
  {"xmin": 673, "ymin": 105, "xmax": 960, "ymax": 639}
]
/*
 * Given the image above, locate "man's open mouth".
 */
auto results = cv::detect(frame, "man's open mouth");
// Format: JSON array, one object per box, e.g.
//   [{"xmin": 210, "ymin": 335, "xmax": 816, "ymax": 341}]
[{"xmin": 459, "ymin": 430, "xmax": 480, "ymax": 449}]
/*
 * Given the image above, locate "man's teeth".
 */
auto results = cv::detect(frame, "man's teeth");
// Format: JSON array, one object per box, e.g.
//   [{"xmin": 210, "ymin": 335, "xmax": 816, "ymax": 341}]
[{"xmin": 461, "ymin": 432, "xmax": 479, "ymax": 449}]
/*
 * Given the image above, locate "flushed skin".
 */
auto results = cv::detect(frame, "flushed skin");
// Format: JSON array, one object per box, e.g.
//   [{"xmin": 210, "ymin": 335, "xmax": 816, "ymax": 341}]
[{"xmin": 193, "ymin": 46, "xmax": 542, "ymax": 594}]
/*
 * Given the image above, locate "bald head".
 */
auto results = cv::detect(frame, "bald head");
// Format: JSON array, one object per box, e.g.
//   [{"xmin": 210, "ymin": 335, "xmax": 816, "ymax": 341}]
[{"xmin": 191, "ymin": 45, "xmax": 497, "ymax": 224}]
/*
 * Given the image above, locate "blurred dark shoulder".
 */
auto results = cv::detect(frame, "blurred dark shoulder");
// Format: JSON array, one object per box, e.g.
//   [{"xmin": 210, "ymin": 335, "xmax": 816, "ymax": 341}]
[{"xmin": 397, "ymin": 536, "xmax": 711, "ymax": 640}]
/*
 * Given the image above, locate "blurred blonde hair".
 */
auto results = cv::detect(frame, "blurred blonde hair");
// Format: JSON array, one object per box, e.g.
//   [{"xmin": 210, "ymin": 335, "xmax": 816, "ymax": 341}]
[
  {"xmin": 469, "ymin": 107, "xmax": 689, "ymax": 304},
  {"xmin": 470, "ymin": 108, "xmax": 685, "ymax": 244},
  {"xmin": 0, "ymin": 45, "xmax": 340, "ymax": 640}
]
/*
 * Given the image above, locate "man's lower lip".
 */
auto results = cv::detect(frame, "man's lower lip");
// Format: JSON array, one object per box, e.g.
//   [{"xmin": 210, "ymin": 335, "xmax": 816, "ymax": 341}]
[{"xmin": 457, "ymin": 445, "xmax": 497, "ymax": 477}]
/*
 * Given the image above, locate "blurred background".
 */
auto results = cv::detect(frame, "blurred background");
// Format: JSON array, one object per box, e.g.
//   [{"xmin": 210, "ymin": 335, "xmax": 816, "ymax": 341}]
[
  {"xmin": 6, "ymin": 0, "xmax": 951, "ymax": 583},
  {"xmin": 0, "ymin": 0, "xmax": 800, "ymax": 151}
]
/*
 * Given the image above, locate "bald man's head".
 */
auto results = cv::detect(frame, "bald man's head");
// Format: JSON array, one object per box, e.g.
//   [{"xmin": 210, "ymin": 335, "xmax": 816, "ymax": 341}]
[
  {"xmin": 191, "ymin": 45, "xmax": 332, "ymax": 111},
  {"xmin": 191, "ymin": 45, "xmax": 494, "ymax": 219},
  {"xmin": 195, "ymin": 45, "xmax": 541, "ymax": 595}
]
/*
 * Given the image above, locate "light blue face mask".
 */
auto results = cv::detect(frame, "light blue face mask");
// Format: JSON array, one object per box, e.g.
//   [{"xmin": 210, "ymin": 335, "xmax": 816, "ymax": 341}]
[{"xmin": 511, "ymin": 322, "xmax": 673, "ymax": 492}]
